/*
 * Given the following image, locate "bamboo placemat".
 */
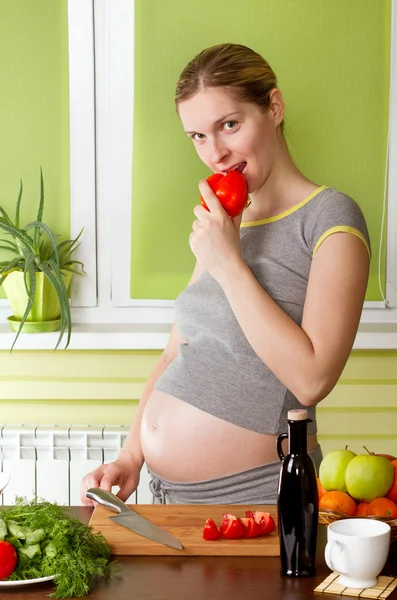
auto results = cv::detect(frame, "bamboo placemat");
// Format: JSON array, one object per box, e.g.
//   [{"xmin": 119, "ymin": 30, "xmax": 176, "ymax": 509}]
[{"xmin": 314, "ymin": 572, "xmax": 397, "ymax": 598}]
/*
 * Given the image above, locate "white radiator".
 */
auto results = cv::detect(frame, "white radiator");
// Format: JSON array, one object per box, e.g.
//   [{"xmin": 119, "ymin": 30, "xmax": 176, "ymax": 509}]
[{"xmin": 0, "ymin": 424, "xmax": 153, "ymax": 506}]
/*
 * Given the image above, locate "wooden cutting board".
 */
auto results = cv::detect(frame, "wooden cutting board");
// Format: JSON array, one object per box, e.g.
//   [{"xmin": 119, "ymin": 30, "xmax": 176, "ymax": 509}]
[{"xmin": 89, "ymin": 504, "xmax": 279, "ymax": 556}]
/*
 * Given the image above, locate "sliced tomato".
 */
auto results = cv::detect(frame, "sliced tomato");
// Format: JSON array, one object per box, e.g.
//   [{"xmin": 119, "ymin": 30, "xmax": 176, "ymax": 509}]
[
  {"xmin": 219, "ymin": 513, "xmax": 244, "ymax": 539},
  {"xmin": 0, "ymin": 540, "xmax": 17, "ymax": 580},
  {"xmin": 245, "ymin": 510, "xmax": 276, "ymax": 535},
  {"xmin": 202, "ymin": 518, "xmax": 221, "ymax": 541},
  {"xmin": 260, "ymin": 514, "xmax": 276, "ymax": 535},
  {"xmin": 239, "ymin": 517, "xmax": 263, "ymax": 538}
]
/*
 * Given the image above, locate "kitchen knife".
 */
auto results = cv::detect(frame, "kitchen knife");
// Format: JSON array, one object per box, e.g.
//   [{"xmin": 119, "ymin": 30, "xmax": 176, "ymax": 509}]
[{"xmin": 86, "ymin": 488, "xmax": 183, "ymax": 550}]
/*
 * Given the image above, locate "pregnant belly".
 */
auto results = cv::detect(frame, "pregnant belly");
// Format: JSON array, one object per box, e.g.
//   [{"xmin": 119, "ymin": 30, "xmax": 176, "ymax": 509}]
[{"xmin": 141, "ymin": 389, "xmax": 317, "ymax": 482}]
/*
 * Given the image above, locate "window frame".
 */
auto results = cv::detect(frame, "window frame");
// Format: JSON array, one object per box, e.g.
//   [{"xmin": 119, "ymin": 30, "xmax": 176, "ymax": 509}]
[{"xmin": 97, "ymin": 0, "xmax": 397, "ymax": 328}]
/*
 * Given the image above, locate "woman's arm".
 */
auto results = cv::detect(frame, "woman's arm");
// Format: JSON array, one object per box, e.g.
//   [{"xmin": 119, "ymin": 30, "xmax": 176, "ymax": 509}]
[
  {"xmin": 219, "ymin": 232, "xmax": 369, "ymax": 406},
  {"xmin": 191, "ymin": 181, "xmax": 369, "ymax": 407}
]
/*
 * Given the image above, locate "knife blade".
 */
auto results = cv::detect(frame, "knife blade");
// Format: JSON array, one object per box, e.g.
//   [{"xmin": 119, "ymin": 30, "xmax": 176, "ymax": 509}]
[{"xmin": 86, "ymin": 488, "xmax": 183, "ymax": 550}]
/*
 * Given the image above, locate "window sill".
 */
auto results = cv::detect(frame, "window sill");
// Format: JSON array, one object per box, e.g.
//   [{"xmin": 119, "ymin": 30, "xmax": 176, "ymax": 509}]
[
  {"xmin": 352, "ymin": 323, "xmax": 397, "ymax": 350},
  {"xmin": 0, "ymin": 323, "xmax": 172, "ymax": 351},
  {"xmin": 0, "ymin": 322, "xmax": 397, "ymax": 351}
]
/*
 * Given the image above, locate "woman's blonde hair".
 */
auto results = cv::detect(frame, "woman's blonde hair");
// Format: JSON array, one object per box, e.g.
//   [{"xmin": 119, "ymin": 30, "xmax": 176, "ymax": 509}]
[{"xmin": 175, "ymin": 43, "xmax": 284, "ymax": 132}]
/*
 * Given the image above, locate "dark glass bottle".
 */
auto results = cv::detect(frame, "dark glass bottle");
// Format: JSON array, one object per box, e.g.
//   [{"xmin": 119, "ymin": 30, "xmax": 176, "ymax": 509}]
[{"xmin": 277, "ymin": 409, "xmax": 318, "ymax": 577}]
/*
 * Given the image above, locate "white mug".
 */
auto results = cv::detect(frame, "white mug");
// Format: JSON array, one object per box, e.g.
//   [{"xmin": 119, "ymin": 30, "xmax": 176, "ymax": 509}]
[{"xmin": 325, "ymin": 518, "xmax": 391, "ymax": 589}]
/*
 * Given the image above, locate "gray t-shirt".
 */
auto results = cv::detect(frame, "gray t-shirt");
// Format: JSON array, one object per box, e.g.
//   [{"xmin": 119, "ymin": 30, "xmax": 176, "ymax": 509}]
[{"xmin": 155, "ymin": 186, "xmax": 371, "ymax": 435}]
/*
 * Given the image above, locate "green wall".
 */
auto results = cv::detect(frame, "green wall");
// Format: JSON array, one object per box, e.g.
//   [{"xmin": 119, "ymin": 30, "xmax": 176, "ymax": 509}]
[
  {"xmin": 0, "ymin": 0, "xmax": 70, "ymax": 298},
  {"xmin": 131, "ymin": 0, "xmax": 390, "ymax": 301},
  {"xmin": 0, "ymin": 350, "xmax": 396, "ymax": 458}
]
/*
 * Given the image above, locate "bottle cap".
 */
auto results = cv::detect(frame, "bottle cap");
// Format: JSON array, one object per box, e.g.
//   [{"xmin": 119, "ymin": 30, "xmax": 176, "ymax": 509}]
[{"xmin": 287, "ymin": 409, "xmax": 308, "ymax": 421}]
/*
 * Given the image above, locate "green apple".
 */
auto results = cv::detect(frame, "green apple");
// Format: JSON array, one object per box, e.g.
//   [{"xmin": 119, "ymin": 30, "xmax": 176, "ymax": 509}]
[
  {"xmin": 345, "ymin": 454, "xmax": 394, "ymax": 502},
  {"xmin": 319, "ymin": 449, "xmax": 357, "ymax": 492}
]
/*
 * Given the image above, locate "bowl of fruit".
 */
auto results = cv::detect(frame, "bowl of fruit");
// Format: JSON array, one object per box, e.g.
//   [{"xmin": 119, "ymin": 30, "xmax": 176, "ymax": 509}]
[{"xmin": 317, "ymin": 446, "xmax": 397, "ymax": 545}]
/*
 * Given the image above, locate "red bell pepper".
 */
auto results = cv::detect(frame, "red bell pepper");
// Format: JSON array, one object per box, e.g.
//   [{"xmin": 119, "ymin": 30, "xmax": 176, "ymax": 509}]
[{"xmin": 200, "ymin": 170, "xmax": 248, "ymax": 217}]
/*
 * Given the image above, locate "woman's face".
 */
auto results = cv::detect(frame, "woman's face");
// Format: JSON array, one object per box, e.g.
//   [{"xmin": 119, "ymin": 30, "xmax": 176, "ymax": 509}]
[{"xmin": 178, "ymin": 86, "xmax": 283, "ymax": 195}]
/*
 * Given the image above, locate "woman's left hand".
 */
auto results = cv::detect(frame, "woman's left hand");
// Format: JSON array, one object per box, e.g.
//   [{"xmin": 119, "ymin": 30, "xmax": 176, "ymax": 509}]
[{"xmin": 189, "ymin": 179, "xmax": 244, "ymax": 285}]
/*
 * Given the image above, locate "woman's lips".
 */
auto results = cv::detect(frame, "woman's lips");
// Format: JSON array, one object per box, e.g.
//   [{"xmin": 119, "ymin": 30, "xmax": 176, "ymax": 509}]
[
  {"xmin": 224, "ymin": 161, "xmax": 247, "ymax": 174},
  {"xmin": 234, "ymin": 161, "xmax": 247, "ymax": 173}
]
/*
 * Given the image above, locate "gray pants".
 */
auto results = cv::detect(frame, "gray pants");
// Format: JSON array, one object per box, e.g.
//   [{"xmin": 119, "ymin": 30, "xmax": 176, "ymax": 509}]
[{"xmin": 148, "ymin": 445, "xmax": 323, "ymax": 505}]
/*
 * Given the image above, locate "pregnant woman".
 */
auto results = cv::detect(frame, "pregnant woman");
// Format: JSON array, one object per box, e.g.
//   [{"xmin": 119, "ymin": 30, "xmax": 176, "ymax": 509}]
[{"xmin": 81, "ymin": 43, "xmax": 370, "ymax": 505}]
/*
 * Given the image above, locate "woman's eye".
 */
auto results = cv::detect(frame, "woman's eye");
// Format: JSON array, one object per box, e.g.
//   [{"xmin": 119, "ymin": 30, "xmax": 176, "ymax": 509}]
[
  {"xmin": 192, "ymin": 133, "xmax": 205, "ymax": 142},
  {"xmin": 224, "ymin": 120, "xmax": 238, "ymax": 131}
]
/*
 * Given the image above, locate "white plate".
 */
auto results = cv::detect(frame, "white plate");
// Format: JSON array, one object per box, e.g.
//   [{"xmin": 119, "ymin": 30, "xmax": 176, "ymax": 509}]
[{"xmin": 0, "ymin": 575, "xmax": 55, "ymax": 587}]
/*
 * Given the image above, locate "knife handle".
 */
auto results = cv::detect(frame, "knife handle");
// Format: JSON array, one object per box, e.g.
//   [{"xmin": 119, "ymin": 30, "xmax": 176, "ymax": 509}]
[{"xmin": 86, "ymin": 488, "xmax": 130, "ymax": 514}]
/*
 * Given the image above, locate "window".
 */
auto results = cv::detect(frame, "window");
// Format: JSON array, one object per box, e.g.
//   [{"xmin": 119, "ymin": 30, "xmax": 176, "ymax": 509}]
[{"xmin": 1, "ymin": 0, "xmax": 396, "ymax": 350}]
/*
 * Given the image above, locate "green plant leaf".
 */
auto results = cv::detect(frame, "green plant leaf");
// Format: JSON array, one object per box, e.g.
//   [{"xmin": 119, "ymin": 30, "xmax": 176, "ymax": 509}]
[
  {"xmin": 40, "ymin": 241, "xmax": 51, "ymax": 262},
  {"xmin": 38, "ymin": 262, "xmax": 67, "ymax": 344},
  {"xmin": 61, "ymin": 260, "xmax": 86, "ymax": 275},
  {"xmin": 0, "ymin": 261, "xmax": 18, "ymax": 269},
  {"xmin": 24, "ymin": 221, "xmax": 60, "ymax": 269},
  {"xmin": 19, "ymin": 245, "xmax": 35, "ymax": 261},
  {"xmin": 56, "ymin": 242, "xmax": 80, "ymax": 263},
  {"xmin": 49, "ymin": 258, "xmax": 72, "ymax": 349},
  {"xmin": 33, "ymin": 169, "xmax": 45, "ymax": 250},
  {"xmin": 0, "ymin": 256, "xmax": 24, "ymax": 270},
  {"xmin": 15, "ymin": 179, "xmax": 23, "ymax": 229},
  {"xmin": 60, "ymin": 227, "xmax": 84, "ymax": 250},
  {"xmin": 0, "ymin": 221, "xmax": 35, "ymax": 253},
  {"xmin": 0, "ymin": 238, "xmax": 19, "ymax": 252},
  {"xmin": 37, "ymin": 169, "xmax": 44, "ymax": 222},
  {"xmin": 0, "ymin": 257, "xmax": 25, "ymax": 285},
  {"xmin": 10, "ymin": 262, "xmax": 37, "ymax": 352},
  {"xmin": 49, "ymin": 228, "xmax": 84, "ymax": 269},
  {"xmin": 39, "ymin": 261, "xmax": 71, "ymax": 350},
  {"xmin": 0, "ymin": 244, "xmax": 18, "ymax": 253},
  {"xmin": 59, "ymin": 268, "xmax": 83, "ymax": 277},
  {"xmin": 0, "ymin": 207, "xmax": 14, "ymax": 227},
  {"xmin": 23, "ymin": 254, "xmax": 38, "ymax": 304}
]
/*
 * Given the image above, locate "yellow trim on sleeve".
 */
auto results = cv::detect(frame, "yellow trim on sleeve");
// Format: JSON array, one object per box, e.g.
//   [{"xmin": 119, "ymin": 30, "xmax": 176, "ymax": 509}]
[
  {"xmin": 240, "ymin": 185, "xmax": 328, "ymax": 227},
  {"xmin": 313, "ymin": 226, "xmax": 371, "ymax": 258}
]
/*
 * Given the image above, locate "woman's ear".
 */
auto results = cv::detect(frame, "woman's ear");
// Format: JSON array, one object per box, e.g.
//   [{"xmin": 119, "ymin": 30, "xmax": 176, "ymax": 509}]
[{"xmin": 268, "ymin": 88, "xmax": 285, "ymax": 127}]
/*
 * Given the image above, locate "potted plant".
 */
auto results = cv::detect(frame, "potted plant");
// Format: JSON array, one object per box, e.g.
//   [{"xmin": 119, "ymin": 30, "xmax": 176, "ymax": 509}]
[{"xmin": 0, "ymin": 169, "xmax": 85, "ymax": 351}]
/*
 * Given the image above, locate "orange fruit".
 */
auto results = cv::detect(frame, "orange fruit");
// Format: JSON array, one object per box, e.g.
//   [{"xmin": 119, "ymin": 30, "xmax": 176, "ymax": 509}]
[
  {"xmin": 367, "ymin": 497, "xmax": 397, "ymax": 518},
  {"xmin": 386, "ymin": 460, "xmax": 397, "ymax": 503},
  {"xmin": 356, "ymin": 501, "xmax": 369, "ymax": 517},
  {"xmin": 317, "ymin": 477, "xmax": 326, "ymax": 501},
  {"xmin": 319, "ymin": 491, "xmax": 357, "ymax": 516}
]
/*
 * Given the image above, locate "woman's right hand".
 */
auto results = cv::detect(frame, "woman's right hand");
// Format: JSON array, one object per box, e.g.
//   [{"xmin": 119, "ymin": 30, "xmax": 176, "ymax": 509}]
[{"xmin": 80, "ymin": 457, "xmax": 141, "ymax": 506}]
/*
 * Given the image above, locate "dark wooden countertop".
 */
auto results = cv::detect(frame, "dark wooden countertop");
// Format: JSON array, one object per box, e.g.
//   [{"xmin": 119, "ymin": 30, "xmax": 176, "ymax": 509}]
[{"xmin": 1, "ymin": 507, "xmax": 396, "ymax": 599}]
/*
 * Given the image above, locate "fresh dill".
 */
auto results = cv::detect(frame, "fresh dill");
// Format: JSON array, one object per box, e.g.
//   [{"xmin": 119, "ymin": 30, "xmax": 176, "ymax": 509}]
[{"xmin": 0, "ymin": 497, "xmax": 121, "ymax": 598}]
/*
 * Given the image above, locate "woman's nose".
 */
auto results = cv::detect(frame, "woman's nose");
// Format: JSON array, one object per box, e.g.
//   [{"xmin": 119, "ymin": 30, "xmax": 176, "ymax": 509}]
[{"xmin": 210, "ymin": 139, "xmax": 229, "ymax": 166}]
